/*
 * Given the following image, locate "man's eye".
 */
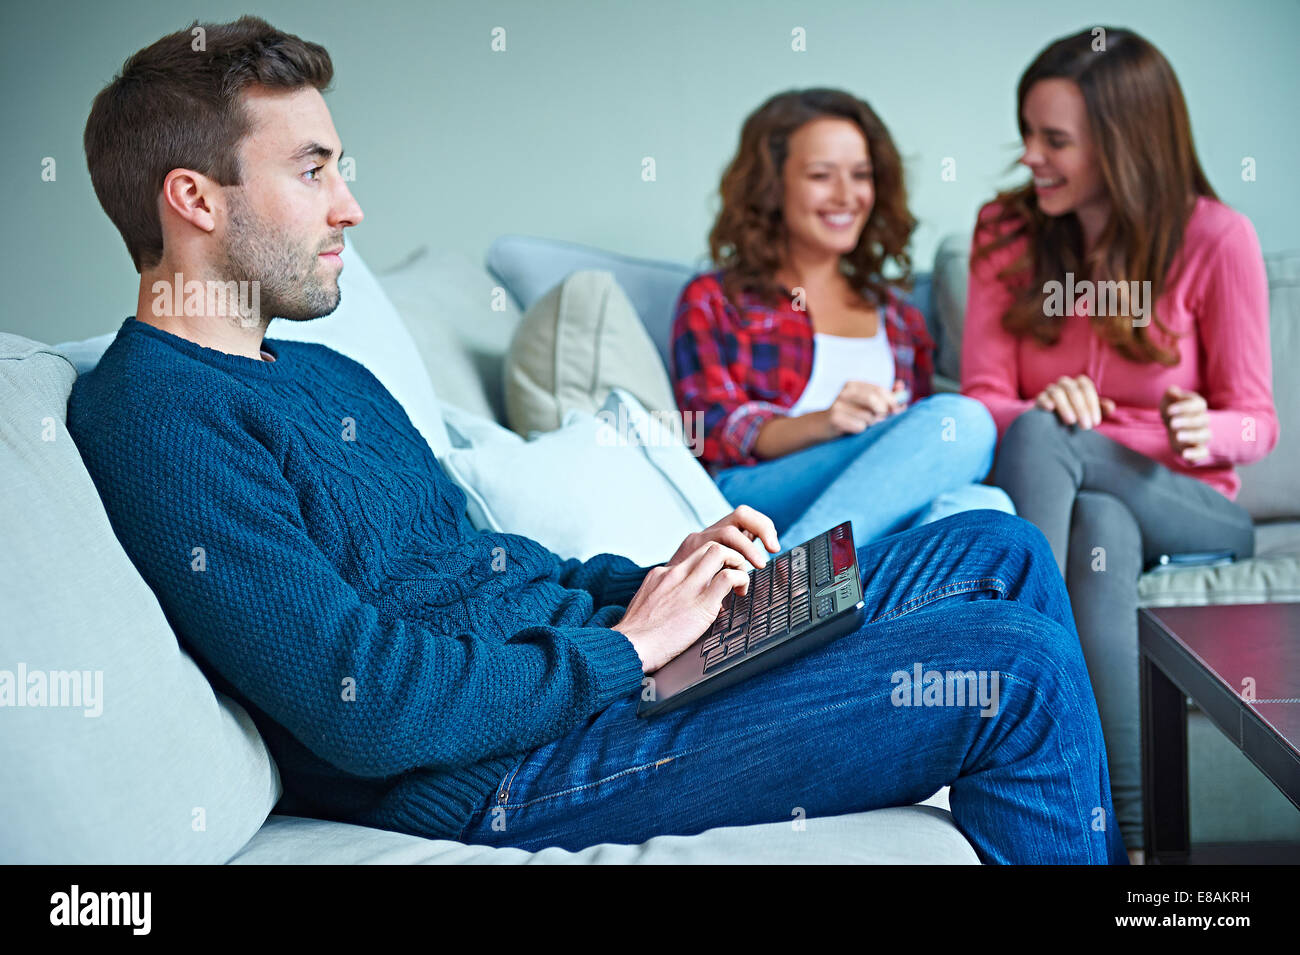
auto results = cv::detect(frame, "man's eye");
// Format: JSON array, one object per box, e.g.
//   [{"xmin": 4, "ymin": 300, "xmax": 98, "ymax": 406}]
[{"xmin": 304, "ymin": 165, "xmax": 324, "ymax": 181}]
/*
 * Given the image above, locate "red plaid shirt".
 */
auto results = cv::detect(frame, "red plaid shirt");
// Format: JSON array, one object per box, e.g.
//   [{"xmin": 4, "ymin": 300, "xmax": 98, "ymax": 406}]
[{"xmin": 670, "ymin": 270, "xmax": 934, "ymax": 472}]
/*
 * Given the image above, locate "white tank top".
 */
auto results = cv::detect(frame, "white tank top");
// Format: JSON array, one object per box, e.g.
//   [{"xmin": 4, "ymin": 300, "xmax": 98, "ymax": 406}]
[{"xmin": 787, "ymin": 325, "xmax": 895, "ymax": 417}]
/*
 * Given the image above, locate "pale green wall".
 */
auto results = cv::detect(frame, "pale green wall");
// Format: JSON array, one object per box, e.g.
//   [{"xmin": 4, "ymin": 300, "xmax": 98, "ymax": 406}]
[{"xmin": 3, "ymin": 0, "xmax": 1297, "ymax": 344}]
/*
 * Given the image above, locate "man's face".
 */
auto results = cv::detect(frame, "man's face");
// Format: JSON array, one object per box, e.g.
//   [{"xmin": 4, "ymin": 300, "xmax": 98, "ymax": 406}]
[{"xmin": 219, "ymin": 85, "xmax": 363, "ymax": 321}]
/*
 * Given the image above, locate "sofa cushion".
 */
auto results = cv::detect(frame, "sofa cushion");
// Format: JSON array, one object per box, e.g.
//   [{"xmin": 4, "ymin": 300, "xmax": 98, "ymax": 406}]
[
  {"xmin": 1234, "ymin": 251, "xmax": 1300, "ymax": 521},
  {"xmin": 505, "ymin": 270, "xmax": 677, "ymax": 436},
  {"xmin": 378, "ymin": 246, "xmax": 522, "ymax": 422},
  {"xmin": 931, "ymin": 233, "xmax": 969, "ymax": 381},
  {"xmin": 229, "ymin": 805, "xmax": 979, "ymax": 863},
  {"xmin": 487, "ymin": 234, "xmax": 701, "ymax": 370},
  {"xmin": 0, "ymin": 334, "xmax": 281, "ymax": 863},
  {"xmin": 1138, "ymin": 555, "xmax": 1300, "ymax": 607},
  {"xmin": 439, "ymin": 390, "xmax": 731, "ymax": 565}
]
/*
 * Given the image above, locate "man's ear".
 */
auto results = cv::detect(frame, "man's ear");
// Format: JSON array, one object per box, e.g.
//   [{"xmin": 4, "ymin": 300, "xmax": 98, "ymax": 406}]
[{"xmin": 159, "ymin": 167, "xmax": 220, "ymax": 235}]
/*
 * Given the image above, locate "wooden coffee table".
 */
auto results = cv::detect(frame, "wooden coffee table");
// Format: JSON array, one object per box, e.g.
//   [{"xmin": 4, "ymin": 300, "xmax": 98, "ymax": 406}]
[{"xmin": 1139, "ymin": 603, "xmax": 1300, "ymax": 864}]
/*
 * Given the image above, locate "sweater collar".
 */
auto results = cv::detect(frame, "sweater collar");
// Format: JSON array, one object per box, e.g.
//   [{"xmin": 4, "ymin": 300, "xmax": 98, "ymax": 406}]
[{"xmin": 119, "ymin": 316, "xmax": 292, "ymax": 379}]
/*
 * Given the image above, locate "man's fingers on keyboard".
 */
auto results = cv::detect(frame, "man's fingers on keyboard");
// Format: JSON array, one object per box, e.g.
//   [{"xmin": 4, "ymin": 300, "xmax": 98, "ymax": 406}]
[
  {"xmin": 732, "ymin": 504, "xmax": 780, "ymax": 553},
  {"xmin": 706, "ymin": 567, "xmax": 750, "ymax": 603},
  {"xmin": 684, "ymin": 541, "xmax": 748, "ymax": 582},
  {"xmin": 716, "ymin": 525, "xmax": 768, "ymax": 568}
]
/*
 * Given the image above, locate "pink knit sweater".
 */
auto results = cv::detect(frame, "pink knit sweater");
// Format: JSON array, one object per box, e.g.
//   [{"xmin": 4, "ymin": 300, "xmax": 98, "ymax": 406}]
[{"xmin": 961, "ymin": 197, "xmax": 1277, "ymax": 501}]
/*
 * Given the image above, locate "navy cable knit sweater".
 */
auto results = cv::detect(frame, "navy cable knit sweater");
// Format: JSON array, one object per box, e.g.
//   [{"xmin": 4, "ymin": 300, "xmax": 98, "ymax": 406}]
[{"xmin": 67, "ymin": 317, "xmax": 651, "ymax": 840}]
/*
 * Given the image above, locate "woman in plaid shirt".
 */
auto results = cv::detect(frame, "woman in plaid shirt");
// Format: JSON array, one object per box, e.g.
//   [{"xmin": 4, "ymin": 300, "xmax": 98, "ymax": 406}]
[{"xmin": 671, "ymin": 89, "xmax": 1013, "ymax": 545}]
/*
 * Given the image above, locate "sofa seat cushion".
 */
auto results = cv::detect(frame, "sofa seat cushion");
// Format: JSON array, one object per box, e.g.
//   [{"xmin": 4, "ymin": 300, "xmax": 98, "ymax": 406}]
[
  {"xmin": 229, "ymin": 804, "xmax": 979, "ymax": 864},
  {"xmin": 0, "ymin": 334, "xmax": 281, "ymax": 863},
  {"xmin": 1138, "ymin": 555, "xmax": 1300, "ymax": 607}
]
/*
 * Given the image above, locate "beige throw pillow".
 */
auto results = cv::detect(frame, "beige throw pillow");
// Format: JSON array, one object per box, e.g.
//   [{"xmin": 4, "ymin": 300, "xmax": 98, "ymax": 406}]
[{"xmin": 504, "ymin": 270, "xmax": 677, "ymax": 435}]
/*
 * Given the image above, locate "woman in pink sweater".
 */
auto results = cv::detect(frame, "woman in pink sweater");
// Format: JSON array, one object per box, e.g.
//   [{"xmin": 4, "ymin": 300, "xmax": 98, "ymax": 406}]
[{"xmin": 961, "ymin": 27, "xmax": 1277, "ymax": 861}]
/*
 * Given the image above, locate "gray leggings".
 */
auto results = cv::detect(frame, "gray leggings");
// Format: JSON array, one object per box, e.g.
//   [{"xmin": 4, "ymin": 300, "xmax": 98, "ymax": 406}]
[{"xmin": 991, "ymin": 408, "xmax": 1255, "ymax": 851}]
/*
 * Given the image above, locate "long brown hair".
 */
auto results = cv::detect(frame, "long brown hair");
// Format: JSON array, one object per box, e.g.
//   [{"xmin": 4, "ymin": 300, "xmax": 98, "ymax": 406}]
[
  {"xmin": 85, "ymin": 16, "xmax": 333, "ymax": 272},
  {"xmin": 974, "ymin": 27, "xmax": 1216, "ymax": 365},
  {"xmin": 709, "ymin": 88, "xmax": 915, "ymax": 309}
]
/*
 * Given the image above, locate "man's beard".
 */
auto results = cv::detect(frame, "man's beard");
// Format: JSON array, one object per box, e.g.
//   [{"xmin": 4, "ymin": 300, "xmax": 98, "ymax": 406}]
[{"xmin": 221, "ymin": 191, "xmax": 342, "ymax": 324}]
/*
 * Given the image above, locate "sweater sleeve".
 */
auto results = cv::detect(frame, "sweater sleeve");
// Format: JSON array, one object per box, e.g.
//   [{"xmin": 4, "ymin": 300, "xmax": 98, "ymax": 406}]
[
  {"xmin": 1193, "ymin": 217, "xmax": 1279, "ymax": 467},
  {"xmin": 960, "ymin": 211, "xmax": 1035, "ymax": 435},
  {"xmin": 557, "ymin": 553, "xmax": 655, "ymax": 607},
  {"xmin": 670, "ymin": 276, "xmax": 785, "ymax": 469},
  {"xmin": 108, "ymin": 403, "xmax": 646, "ymax": 780}
]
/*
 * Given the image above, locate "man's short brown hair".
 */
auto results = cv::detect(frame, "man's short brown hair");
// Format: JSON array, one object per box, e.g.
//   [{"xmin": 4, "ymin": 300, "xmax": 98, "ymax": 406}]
[{"xmin": 84, "ymin": 16, "xmax": 333, "ymax": 272}]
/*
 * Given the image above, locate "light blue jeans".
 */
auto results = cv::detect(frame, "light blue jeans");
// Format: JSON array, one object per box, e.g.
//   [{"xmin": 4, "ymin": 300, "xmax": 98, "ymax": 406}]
[
  {"xmin": 714, "ymin": 393, "xmax": 1015, "ymax": 546},
  {"xmin": 459, "ymin": 510, "xmax": 1128, "ymax": 864}
]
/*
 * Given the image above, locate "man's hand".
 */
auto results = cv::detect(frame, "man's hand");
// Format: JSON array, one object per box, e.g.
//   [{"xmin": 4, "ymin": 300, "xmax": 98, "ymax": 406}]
[
  {"xmin": 1160, "ymin": 385, "xmax": 1212, "ymax": 462},
  {"xmin": 1034, "ymin": 374, "xmax": 1117, "ymax": 429},
  {"xmin": 615, "ymin": 541, "xmax": 753, "ymax": 673},
  {"xmin": 665, "ymin": 505, "xmax": 780, "ymax": 572}
]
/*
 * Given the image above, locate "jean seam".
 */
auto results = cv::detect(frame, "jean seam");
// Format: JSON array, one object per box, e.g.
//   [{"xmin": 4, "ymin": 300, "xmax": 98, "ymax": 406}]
[
  {"xmin": 498, "ymin": 696, "xmax": 863, "ymax": 813},
  {"xmin": 990, "ymin": 670, "xmax": 1104, "ymax": 864},
  {"xmin": 869, "ymin": 577, "xmax": 1009, "ymax": 625}
]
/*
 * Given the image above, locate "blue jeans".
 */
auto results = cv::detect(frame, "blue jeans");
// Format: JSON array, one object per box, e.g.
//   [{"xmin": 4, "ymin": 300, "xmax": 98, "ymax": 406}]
[
  {"xmin": 459, "ymin": 510, "xmax": 1128, "ymax": 865},
  {"xmin": 714, "ymin": 393, "xmax": 1015, "ymax": 546}
]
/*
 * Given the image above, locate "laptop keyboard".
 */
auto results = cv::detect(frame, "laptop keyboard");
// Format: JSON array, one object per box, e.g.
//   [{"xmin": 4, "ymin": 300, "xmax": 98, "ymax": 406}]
[{"xmin": 699, "ymin": 531, "xmax": 836, "ymax": 674}]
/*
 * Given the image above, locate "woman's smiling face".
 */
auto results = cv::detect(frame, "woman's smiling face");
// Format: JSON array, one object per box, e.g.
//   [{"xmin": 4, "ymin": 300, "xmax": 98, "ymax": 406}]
[
  {"xmin": 780, "ymin": 117, "xmax": 875, "ymax": 261},
  {"xmin": 1019, "ymin": 78, "xmax": 1108, "ymax": 226}
]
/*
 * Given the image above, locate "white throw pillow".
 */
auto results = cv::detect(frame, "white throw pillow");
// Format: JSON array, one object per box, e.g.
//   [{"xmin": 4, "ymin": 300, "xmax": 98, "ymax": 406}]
[{"xmin": 438, "ymin": 390, "xmax": 731, "ymax": 565}]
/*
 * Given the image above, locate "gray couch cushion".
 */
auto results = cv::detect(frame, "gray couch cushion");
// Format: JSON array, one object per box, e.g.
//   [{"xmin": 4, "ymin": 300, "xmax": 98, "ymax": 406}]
[
  {"xmin": 487, "ymin": 234, "xmax": 701, "ymax": 371},
  {"xmin": 932, "ymin": 234, "xmax": 970, "ymax": 382},
  {"xmin": 1138, "ymin": 555, "xmax": 1300, "ymax": 607},
  {"xmin": 0, "ymin": 333, "xmax": 281, "ymax": 863},
  {"xmin": 1235, "ymin": 252, "xmax": 1300, "ymax": 521},
  {"xmin": 378, "ymin": 247, "xmax": 523, "ymax": 423},
  {"xmin": 230, "ymin": 805, "xmax": 979, "ymax": 864}
]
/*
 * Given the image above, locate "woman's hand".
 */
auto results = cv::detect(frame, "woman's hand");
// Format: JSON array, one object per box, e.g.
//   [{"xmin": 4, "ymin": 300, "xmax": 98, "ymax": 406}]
[
  {"xmin": 820, "ymin": 380, "xmax": 906, "ymax": 438},
  {"xmin": 752, "ymin": 381, "xmax": 906, "ymax": 460},
  {"xmin": 1160, "ymin": 385, "xmax": 1212, "ymax": 462},
  {"xmin": 1034, "ymin": 374, "xmax": 1117, "ymax": 429}
]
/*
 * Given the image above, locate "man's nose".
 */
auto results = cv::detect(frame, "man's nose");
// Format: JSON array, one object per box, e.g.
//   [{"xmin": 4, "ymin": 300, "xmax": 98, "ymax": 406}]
[{"xmin": 332, "ymin": 180, "xmax": 364, "ymax": 228}]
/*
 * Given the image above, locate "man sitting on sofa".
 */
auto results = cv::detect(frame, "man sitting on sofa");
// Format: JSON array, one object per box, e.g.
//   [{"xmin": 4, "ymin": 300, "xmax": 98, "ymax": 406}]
[{"xmin": 68, "ymin": 16, "xmax": 1127, "ymax": 864}]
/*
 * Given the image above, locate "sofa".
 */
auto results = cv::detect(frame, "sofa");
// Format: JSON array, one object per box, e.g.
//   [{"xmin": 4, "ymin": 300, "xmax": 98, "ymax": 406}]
[{"xmin": 3, "ymin": 229, "xmax": 1295, "ymax": 865}]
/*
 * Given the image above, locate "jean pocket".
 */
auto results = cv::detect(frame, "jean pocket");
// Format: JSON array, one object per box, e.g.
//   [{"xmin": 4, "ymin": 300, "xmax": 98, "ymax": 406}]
[{"xmin": 457, "ymin": 755, "xmax": 528, "ymax": 844}]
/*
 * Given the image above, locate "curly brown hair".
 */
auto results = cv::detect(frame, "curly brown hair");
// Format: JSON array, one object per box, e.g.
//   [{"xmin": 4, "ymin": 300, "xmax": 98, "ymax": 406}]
[
  {"xmin": 973, "ymin": 27, "xmax": 1215, "ymax": 365},
  {"xmin": 708, "ymin": 88, "xmax": 915, "ymax": 309}
]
